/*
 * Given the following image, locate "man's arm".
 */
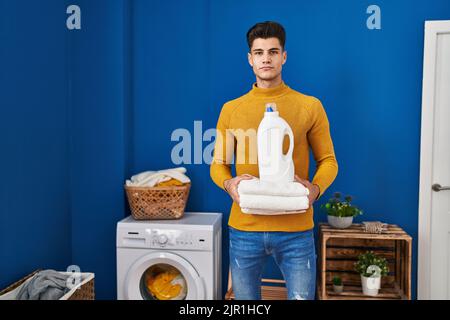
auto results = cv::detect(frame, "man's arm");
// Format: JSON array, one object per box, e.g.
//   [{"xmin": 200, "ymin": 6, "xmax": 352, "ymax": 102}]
[
  {"xmin": 307, "ymin": 98, "xmax": 339, "ymax": 200},
  {"xmin": 210, "ymin": 104, "xmax": 234, "ymax": 191}
]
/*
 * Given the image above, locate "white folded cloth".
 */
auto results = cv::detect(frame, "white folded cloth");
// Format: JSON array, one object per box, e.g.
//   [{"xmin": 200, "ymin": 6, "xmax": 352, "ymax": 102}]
[
  {"xmin": 241, "ymin": 208, "xmax": 307, "ymax": 215},
  {"xmin": 238, "ymin": 178, "xmax": 309, "ymax": 197},
  {"xmin": 237, "ymin": 178, "xmax": 310, "ymax": 215},
  {"xmin": 239, "ymin": 194, "xmax": 309, "ymax": 212},
  {"xmin": 125, "ymin": 167, "xmax": 190, "ymax": 187}
]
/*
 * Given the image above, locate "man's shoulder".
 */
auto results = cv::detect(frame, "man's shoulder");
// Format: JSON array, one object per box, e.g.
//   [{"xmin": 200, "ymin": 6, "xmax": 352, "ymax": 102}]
[
  {"xmin": 287, "ymin": 86, "xmax": 321, "ymax": 106},
  {"xmin": 286, "ymin": 87, "xmax": 326, "ymax": 117},
  {"xmin": 221, "ymin": 93, "xmax": 250, "ymax": 111}
]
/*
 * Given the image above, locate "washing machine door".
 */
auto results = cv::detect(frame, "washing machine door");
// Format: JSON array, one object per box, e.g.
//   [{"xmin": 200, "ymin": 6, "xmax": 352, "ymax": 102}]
[{"xmin": 124, "ymin": 251, "xmax": 205, "ymax": 300}]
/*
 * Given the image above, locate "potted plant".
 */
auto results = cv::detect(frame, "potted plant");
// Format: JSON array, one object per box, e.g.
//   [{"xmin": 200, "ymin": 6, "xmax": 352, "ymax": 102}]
[
  {"xmin": 332, "ymin": 276, "xmax": 344, "ymax": 293},
  {"xmin": 354, "ymin": 251, "xmax": 389, "ymax": 296},
  {"xmin": 320, "ymin": 192, "xmax": 363, "ymax": 229}
]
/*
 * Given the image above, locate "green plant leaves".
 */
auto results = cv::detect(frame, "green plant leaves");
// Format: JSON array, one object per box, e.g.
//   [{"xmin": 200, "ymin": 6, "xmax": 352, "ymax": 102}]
[
  {"xmin": 354, "ymin": 251, "xmax": 389, "ymax": 277},
  {"xmin": 332, "ymin": 276, "xmax": 342, "ymax": 285},
  {"xmin": 320, "ymin": 192, "xmax": 363, "ymax": 218}
]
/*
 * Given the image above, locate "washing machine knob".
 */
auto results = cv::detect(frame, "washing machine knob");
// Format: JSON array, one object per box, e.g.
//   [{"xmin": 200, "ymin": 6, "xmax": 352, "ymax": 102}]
[{"xmin": 157, "ymin": 234, "xmax": 168, "ymax": 244}]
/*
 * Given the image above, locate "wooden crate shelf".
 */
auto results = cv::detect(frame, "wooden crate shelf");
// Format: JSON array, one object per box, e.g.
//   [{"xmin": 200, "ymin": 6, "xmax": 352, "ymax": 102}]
[{"xmin": 317, "ymin": 223, "xmax": 412, "ymax": 300}]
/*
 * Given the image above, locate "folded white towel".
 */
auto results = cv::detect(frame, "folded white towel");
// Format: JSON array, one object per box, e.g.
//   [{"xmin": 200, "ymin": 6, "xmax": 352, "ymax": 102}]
[
  {"xmin": 239, "ymin": 194, "xmax": 309, "ymax": 212},
  {"xmin": 125, "ymin": 167, "xmax": 190, "ymax": 187},
  {"xmin": 238, "ymin": 178, "xmax": 309, "ymax": 197},
  {"xmin": 241, "ymin": 208, "xmax": 307, "ymax": 215}
]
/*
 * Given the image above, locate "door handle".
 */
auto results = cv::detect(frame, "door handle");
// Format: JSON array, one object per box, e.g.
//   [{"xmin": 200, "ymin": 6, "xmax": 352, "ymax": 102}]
[{"xmin": 432, "ymin": 183, "xmax": 450, "ymax": 192}]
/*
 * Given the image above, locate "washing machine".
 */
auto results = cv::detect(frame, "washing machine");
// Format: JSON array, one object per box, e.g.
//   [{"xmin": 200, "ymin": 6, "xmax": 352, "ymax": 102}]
[{"xmin": 117, "ymin": 212, "xmax": 222, "ymax": 300}]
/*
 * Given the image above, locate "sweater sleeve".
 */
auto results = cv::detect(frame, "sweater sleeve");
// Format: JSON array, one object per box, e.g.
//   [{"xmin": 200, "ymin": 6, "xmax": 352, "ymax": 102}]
[
  {"xmin": 210, "ymin": 104, "xmax": 234, "ymax": 191},
  {"xmin": 307, "ymin": 98, "xmax": 339, "ymax": 200}
]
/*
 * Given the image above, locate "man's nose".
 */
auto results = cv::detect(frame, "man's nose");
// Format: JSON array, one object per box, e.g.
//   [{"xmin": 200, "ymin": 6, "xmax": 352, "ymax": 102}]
[{"xmin": 262, "ymin": 53, "xmax": 271, "ymax": 63}]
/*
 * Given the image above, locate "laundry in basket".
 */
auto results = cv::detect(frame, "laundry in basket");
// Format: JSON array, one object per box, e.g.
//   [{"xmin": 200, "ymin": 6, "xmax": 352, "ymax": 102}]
[{"xmin": 0, "ymin": 269, "xmax": 95, "ymax": 300}]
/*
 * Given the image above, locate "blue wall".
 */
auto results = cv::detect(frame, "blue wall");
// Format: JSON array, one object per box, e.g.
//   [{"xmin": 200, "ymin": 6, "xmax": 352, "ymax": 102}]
[
  {"xmin": 68, "ymin": 0, "xmax": 130, "ymax": 300},
  {"xmin": 1, "ymin": 0, "xmax": 450, "ymax": 299},
  {"xmin": 0, "ymin": 0, "xmax": 130, "ymax": 299},
  {"xmin": 0, "ymin": 0, "xmax": 72, "ymax": 289}
]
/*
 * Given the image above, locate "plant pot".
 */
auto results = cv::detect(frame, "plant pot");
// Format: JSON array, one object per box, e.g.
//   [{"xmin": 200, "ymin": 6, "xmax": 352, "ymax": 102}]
[
  {"xmin": 333, "ymin": 284, "xmax": 344, "ymax": 293},
  {"xmin": 361, "ymin": 275, "xmax": 381, "ymax": 296},
  {"xmin": 327, "ymin": 215, "xmax": 353, "ymax": 229}
]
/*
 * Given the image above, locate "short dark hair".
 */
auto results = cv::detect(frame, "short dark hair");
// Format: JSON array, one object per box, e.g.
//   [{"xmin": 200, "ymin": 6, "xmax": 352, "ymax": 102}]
[{"xmin": 246, "ymin": 21, "xmax": 286, "ymax": 51}]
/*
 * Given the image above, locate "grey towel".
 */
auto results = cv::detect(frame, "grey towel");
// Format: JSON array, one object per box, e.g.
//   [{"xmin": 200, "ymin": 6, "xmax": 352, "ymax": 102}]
[{"xmin": 16, "ymin": 270, "xmax": 70, "ymax": 300}]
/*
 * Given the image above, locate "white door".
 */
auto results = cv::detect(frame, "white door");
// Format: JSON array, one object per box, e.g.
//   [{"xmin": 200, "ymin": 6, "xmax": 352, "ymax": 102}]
[{"xmin": 418, "ymin": 20, "xmax": 450, "ymax": 300}]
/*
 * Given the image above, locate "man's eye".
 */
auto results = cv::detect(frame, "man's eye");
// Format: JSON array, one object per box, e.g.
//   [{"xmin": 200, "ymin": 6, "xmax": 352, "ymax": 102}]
[
  {"xmin": 255, "ymin": 52, "xmax": 262, "ymax": 55},
  {"xmin": 269, "ymin": 51, "xmax": 278, "ymax": 55}
]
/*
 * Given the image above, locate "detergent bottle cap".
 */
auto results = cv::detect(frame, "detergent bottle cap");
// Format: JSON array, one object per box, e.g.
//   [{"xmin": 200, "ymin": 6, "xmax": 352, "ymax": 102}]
[{"xmin": 265, "ymin": 102, "xmax": 277, "ymax": 112}]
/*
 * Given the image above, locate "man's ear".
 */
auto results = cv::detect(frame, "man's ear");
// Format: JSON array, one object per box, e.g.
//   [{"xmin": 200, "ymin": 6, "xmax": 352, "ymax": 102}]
[
  {"xmin": 282, "ymin": 50, "xmax": 287, "ymax": 65},
  {"xmin": 247, "ymin": 52, "xmax": 253, "ymax": 67}
]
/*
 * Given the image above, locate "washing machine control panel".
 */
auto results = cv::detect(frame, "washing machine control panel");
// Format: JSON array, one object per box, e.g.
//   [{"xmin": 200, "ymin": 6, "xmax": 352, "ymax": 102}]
[{"xmin": 147, "ymin": 229, "xmax": 212, "ymax": 250}]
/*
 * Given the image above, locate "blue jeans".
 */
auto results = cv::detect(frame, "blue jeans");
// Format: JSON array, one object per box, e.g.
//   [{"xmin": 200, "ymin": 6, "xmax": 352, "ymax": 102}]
[{"xmin": 229, "ymin": 226, "xmax": 316, "ymax": 300}]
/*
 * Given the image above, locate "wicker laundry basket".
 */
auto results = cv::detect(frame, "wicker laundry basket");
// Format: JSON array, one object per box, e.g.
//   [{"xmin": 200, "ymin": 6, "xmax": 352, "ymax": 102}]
[
  {"xmin": 0, "ymin": 270, "xmax": 95, "ymax": 300},
  {"xmin": 125, "ymin": 183, "xmax": 191, "ymax": 220}
]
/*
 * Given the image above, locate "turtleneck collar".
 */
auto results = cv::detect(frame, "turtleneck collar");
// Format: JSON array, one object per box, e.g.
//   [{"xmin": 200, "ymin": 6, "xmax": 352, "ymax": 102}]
[{"xmin": 249, "ymin": 81, "xmax": 290, "ymax": 98}]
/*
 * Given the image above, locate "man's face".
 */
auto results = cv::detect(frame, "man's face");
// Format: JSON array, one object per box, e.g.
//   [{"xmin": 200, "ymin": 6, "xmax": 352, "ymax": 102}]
[{"xmin": 248, "ymin": 37, "xmax": 287, "ymax": 82}]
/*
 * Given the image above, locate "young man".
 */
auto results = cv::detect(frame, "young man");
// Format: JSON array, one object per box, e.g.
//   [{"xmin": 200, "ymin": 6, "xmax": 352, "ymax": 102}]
[{"xmin": 210, "ymin": 21, "xmax": 338, "ymax": 300}]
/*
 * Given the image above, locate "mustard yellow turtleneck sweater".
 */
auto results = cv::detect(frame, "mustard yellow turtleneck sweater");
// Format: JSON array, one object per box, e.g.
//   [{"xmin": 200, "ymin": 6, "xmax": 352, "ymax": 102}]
[{"xmin": 210, "ymin": 81, "xmax": 338, "ymax": 232}]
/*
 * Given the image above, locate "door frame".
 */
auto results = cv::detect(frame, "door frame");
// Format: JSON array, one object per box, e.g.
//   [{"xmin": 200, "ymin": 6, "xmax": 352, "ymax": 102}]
[{"xmin": 418, "ymin": 20, "xmax": 450, "ymax": 300}]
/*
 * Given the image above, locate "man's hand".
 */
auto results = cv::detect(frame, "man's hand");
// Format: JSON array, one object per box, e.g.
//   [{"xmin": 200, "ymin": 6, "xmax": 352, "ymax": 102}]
[
  {"xmin": 294, "ymin": 174, "xmax": 320, "ymax": 207},
  {"xmin": 223, "ymin": 174, "xmax": 255, "ymax": 204}
]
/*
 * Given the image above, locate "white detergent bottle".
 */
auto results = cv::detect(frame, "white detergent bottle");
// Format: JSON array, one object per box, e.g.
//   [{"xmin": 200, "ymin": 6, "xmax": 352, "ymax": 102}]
[{"xmin": 257, "ymin": 103, "xmax": 295, "ymax": 183}]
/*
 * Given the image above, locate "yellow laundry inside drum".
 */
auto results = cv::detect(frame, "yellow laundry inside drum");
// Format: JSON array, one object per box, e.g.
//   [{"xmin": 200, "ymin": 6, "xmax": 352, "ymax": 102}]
[{"xmin": 145, "ymin": 265, "xmax": 187, "ymax": 300}]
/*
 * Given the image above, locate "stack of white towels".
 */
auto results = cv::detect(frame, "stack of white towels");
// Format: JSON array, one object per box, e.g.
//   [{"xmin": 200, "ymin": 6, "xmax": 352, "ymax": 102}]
[{"xmin": 238, "ymin": 178, "xmax": 310, "ymax": 215}]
